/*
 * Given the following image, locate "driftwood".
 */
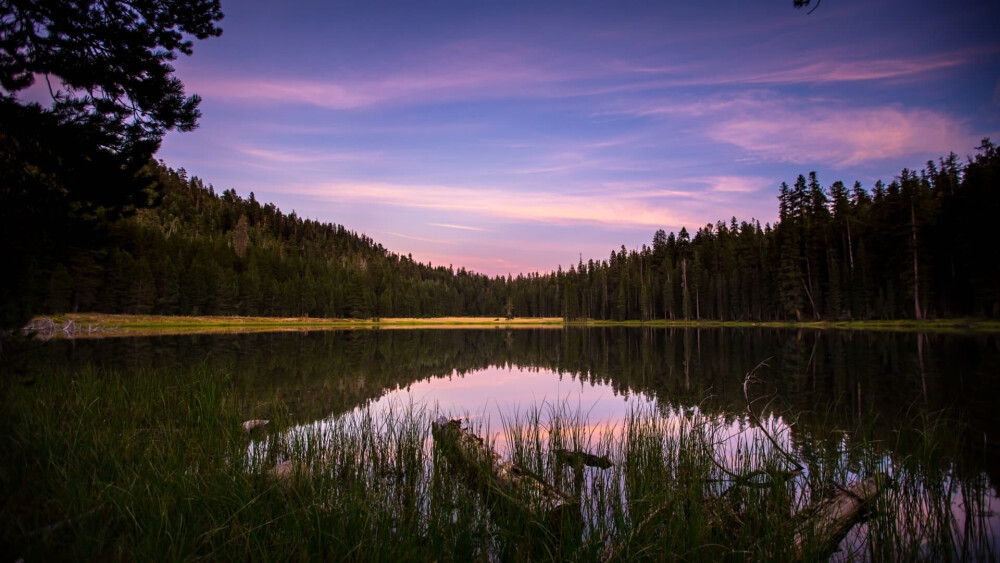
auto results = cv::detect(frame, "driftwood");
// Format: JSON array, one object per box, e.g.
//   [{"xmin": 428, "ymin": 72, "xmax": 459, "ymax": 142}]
[
  {"xmin": 22, "ymin": 316, "xmax": 104, "ymax": 340},
  {"xmin": 432, "ymin": 417, "xmax": 581, "ymax": 533},
  {"xmin": 554, "ymin": 448, "xmax": 613, "ymax": 499},
  {"xmin": 744, "ymin": 361, "xmax": 885, "ymax": 559},
  {"xmin": 554, "ymin": 448, "xmax": 613, "ymax": 469},
  {"xmin": 242, "ymin": 419, "xmax": 270, "ymax": 433},
  {"xmin": 795, "ymin": 474, "xmax": 885, "ymax": 559}
]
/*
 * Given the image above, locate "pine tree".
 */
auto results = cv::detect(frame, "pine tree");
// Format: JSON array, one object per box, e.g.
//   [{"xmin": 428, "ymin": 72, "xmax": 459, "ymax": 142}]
[{"xmin": 47, "ymin": 264, "xmax": 73, "ymax": 314}]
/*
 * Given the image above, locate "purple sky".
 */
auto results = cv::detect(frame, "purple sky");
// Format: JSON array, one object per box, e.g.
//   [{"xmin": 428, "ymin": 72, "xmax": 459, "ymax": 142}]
[{"xmin": 157, "ymin": 0, "xmax": 1000, "ymax": 276}]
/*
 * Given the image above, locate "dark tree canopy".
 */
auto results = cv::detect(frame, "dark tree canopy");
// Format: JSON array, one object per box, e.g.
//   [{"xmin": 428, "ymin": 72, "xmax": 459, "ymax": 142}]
[
  {"xmin": 0, "ymin": 0, "xmax": 223, "ymax": 329},
  {"xmin": 1, "ymin": 0, "xmax": 223, "ymax": 161},
  {"xmin": 793, "ymin": 0, "xmax": 821, "ymax": 14}
]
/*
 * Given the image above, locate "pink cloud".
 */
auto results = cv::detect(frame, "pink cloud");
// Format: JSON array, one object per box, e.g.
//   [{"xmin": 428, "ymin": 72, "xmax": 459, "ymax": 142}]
[
  {"xmin": 191, "ymin": 68, "xmax": 566, "ymax": 109},
  {"xmin": 611, "ymin": 92, "xmax": 978, "ymax": 166},
  {"xmin": 408, "ymin": 252, "xmax": 531, "ymax": 275},
  {"xmin": 709, "ymin": 105, "xmax": 975, "ymax": 166},
  {"xmin": 429, "ymin": 223, "xmax": 487, "ymax": 232},
  {"xmin": 612, "ymin": 50, "xmax": 977, "ymax": 90},
  {"xmin": 282, "ymin": 181, "xmax": 702, "ymax": 230},
  {"xmin": 187, "ymin": 39, "xmax": 978, "ymax": 114},
  {"xmin": 696, "ymin": 176, "xmax": 771, "ymax": 193},
  {"xmin": 722, "ymin": 54, "xmax": 968, "ymax": 85},
  {"xmin": 238, "ymin": 146, "xmax": 380, "ymax": 165},
  {"xmin": 187, "ymin": 39, "xmax": 592, "ymax": 110}
]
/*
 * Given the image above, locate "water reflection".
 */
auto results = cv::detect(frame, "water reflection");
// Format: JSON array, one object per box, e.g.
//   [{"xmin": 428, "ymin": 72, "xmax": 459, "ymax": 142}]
[
  {"xmin": 351, "ymin": 366, "xmax": 808, "ymax": 478},
  {"xmin": 262, "ymin": 364, "xmax": 998, "ymax": 560},
  {"xmin": 31, "ymin": 327, "xmax": 1000, "ymax": 557},
  {"xmin": 33, "ymin": 327, "xmax": 999, "ymax": 475},
  {"xmin": 371, "ymin": 366, "xmax": 656, "ymax": 438}
]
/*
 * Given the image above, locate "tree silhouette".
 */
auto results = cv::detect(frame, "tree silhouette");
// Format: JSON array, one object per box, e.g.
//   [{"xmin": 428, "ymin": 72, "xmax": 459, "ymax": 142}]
[
  {"xmin": 1, "ymin": 0, "xmax": 223, "ymax": 160},
  {"xmin": 0, "ymin": 0, "xmax": 223, "ymax": 328},
  {"xmin": 793, "ymin": 1, "xmax": 822, "ymax": 15}
]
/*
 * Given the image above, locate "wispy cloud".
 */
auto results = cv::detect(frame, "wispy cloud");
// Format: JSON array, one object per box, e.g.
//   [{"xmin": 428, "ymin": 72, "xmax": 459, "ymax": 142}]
[
  {"xmin": 383, "ymin": 232, "xmax": 456, "ymax": 245},
  {"xmin": 430, "ymin": 223, "xmax": 487, "ymax": 232},
  {"xmin": 610, "ymin": 50, "xmax": 976, "ymax": 91},
  {"xmin": 187, "ymin": 31, "xmax": 981, "ymax": 119},
  {"xmin": 694, "ymin": 176, "xmax": 771, "ymax": 193},
  {"xmin": 590, "ymin": 181, "xmax": 750, "ymax": 201},
  {"xmin": 730, "ymin": 55, "xmax": 967, "ymax": 84},
  {"xmin": 611, "ymin": 92, "xmax": 976, "ymax": 166},
  {"xmin": 284, "ymin": 181, "xmax": 705, "ymax": 230},
  {"xmin": 157, "ymin": 0, "xmax": 997, "ymax": 278},
  {"xmin": 187, "ymin": 39, "xmax": 595, "ymax": 110},
  {"xmin": 238, "ymin": 147, "xmax": 380, "ymax": 165},
  {"xmin": 602, "ymin": 91, "xmax": 770, "ymax": 118}
]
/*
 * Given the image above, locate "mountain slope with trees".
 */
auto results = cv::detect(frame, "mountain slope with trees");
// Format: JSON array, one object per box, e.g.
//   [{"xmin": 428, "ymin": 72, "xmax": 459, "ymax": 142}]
[{"xmin": 28, "ymin": 141, "xmax": 999, "ymax": 322}]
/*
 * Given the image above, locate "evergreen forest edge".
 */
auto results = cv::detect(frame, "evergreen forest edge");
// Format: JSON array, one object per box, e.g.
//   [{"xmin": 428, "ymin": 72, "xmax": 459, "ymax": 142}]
[{"xmin": 14, "ymin": 141, "xmax": 1000, "ymax": 324}]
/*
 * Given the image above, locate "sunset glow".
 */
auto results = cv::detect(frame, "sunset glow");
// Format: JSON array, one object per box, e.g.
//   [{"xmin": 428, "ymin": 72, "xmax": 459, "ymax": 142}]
[{"xmin": 158, "ymin": 0, "xmax": 999, "ymax": 275}]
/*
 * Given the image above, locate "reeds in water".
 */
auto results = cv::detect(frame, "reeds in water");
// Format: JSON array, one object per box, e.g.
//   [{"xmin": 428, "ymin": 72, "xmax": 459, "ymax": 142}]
[{"xmin": 1, "ymin": 365, "xmax": 996, "ymax": 560}]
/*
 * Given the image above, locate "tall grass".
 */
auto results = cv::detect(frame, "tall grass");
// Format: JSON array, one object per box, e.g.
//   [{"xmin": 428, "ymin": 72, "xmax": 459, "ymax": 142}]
[{"xmin": 1, "ymin": 365, "xmax": 995, "ymax": 560}]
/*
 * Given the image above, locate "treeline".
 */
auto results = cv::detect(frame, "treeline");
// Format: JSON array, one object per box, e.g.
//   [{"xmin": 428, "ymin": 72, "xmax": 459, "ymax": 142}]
[
  {"xmin": 512, "ymin": 140, "xmax": 998, "ymax": 320},
  {"xmin": 35, "ymin": 141, "xmax": 999, "ymax": 320},
  {"xmin": 44, "ymin": 164, "xmax": 504, "ymax": 318}
]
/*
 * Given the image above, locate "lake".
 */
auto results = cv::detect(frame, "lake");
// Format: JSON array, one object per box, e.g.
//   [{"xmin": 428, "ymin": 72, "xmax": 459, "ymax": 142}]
[{"xmin": 27, "ymin": 326, "xmax": 1000, "ymax": 558}]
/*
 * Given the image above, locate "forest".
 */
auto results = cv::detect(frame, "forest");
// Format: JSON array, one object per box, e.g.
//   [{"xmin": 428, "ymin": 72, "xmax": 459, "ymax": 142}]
[{"xmin": 23, "ymin": 141, "xmax": 1000, "ymax": 322}]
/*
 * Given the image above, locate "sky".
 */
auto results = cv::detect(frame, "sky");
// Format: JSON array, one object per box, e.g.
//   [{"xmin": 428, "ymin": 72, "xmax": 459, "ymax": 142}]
[{"xmin": 157, "ymin": 0, "xmax": 1000, "ymax": 276}]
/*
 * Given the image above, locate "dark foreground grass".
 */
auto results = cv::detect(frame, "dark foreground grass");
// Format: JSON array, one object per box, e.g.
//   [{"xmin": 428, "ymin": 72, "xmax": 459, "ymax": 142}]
[{"xmin": 1, "ymin": 365, "xmax": 996, "ymax": 561}]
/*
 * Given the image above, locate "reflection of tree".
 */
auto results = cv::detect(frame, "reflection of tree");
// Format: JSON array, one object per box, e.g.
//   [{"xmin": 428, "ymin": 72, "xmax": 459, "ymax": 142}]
[{"xmin": 34, "ymin": 327, "xmax": 999, "ymax": 480}]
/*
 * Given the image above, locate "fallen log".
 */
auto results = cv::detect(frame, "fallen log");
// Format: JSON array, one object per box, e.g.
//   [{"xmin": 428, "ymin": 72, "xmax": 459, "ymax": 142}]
[
  {"xmin": 553, "ymin": 448, "xmax": 613, "ymax": 499},
  {"xmin": 794, "ymin": 473, "xmax": 886, "ymax": 560},
  {"xmin": 431, "ymin": 416, "xmax": 581, "ymax": 534},
  {"xmin": 554, "ymin": 448, "xmax": 613, "ymax": 469}
]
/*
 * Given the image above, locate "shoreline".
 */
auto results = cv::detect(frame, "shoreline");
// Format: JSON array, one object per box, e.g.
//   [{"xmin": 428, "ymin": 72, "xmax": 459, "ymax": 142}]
[{"xmin": 22, "ymin": 313, "xmax": 1000, "ymax": 338}]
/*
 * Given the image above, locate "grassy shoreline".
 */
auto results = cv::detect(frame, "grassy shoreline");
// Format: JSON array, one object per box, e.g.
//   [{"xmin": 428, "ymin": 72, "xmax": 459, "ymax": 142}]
[{"xmin": 25, "ymin": 313, "xmax": 1000, "ymax": 338}]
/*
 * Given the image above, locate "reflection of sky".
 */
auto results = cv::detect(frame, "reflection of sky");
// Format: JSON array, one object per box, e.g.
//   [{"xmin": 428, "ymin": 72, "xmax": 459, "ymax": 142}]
[
  {"xmin": 367, "ymin": 366, "xmax": 661, "ymax": 447},
  {"xmin": 265, "ymin": 365, "xmax": 1000, "ymax": 556},
  {"xmin": 363, "ymin": 367, "xmax": 1000, "ymax": 556},
  {"xmin": 134, "ymin": 0, "xmax": 1000, "ymax": 276},
  {"xmin": 949, "ymin": 482, "xmax": 1000, "ymax": 557},
  {"xmin": 349, "ymin": 366, "xmax": 796, "ymax": 465}
]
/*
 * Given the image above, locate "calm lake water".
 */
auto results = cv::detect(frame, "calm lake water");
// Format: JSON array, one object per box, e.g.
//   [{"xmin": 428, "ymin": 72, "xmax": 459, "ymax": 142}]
[{"xmin": 34, "ymin": 326, "xmax": 1000, "ymax": 552}]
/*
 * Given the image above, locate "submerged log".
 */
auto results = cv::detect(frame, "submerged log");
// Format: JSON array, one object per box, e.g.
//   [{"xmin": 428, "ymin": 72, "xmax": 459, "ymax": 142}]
[
  {"xmin": 554, "ymin": 448, "xmax": 613, "ymax": 469},
  {"xmin": 794, "ymin": 473, "xmax": 886, "ymax": 559},
  {"xmin": 431, "ymin": 417, "xmax": 581, "ymax": 533}
]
